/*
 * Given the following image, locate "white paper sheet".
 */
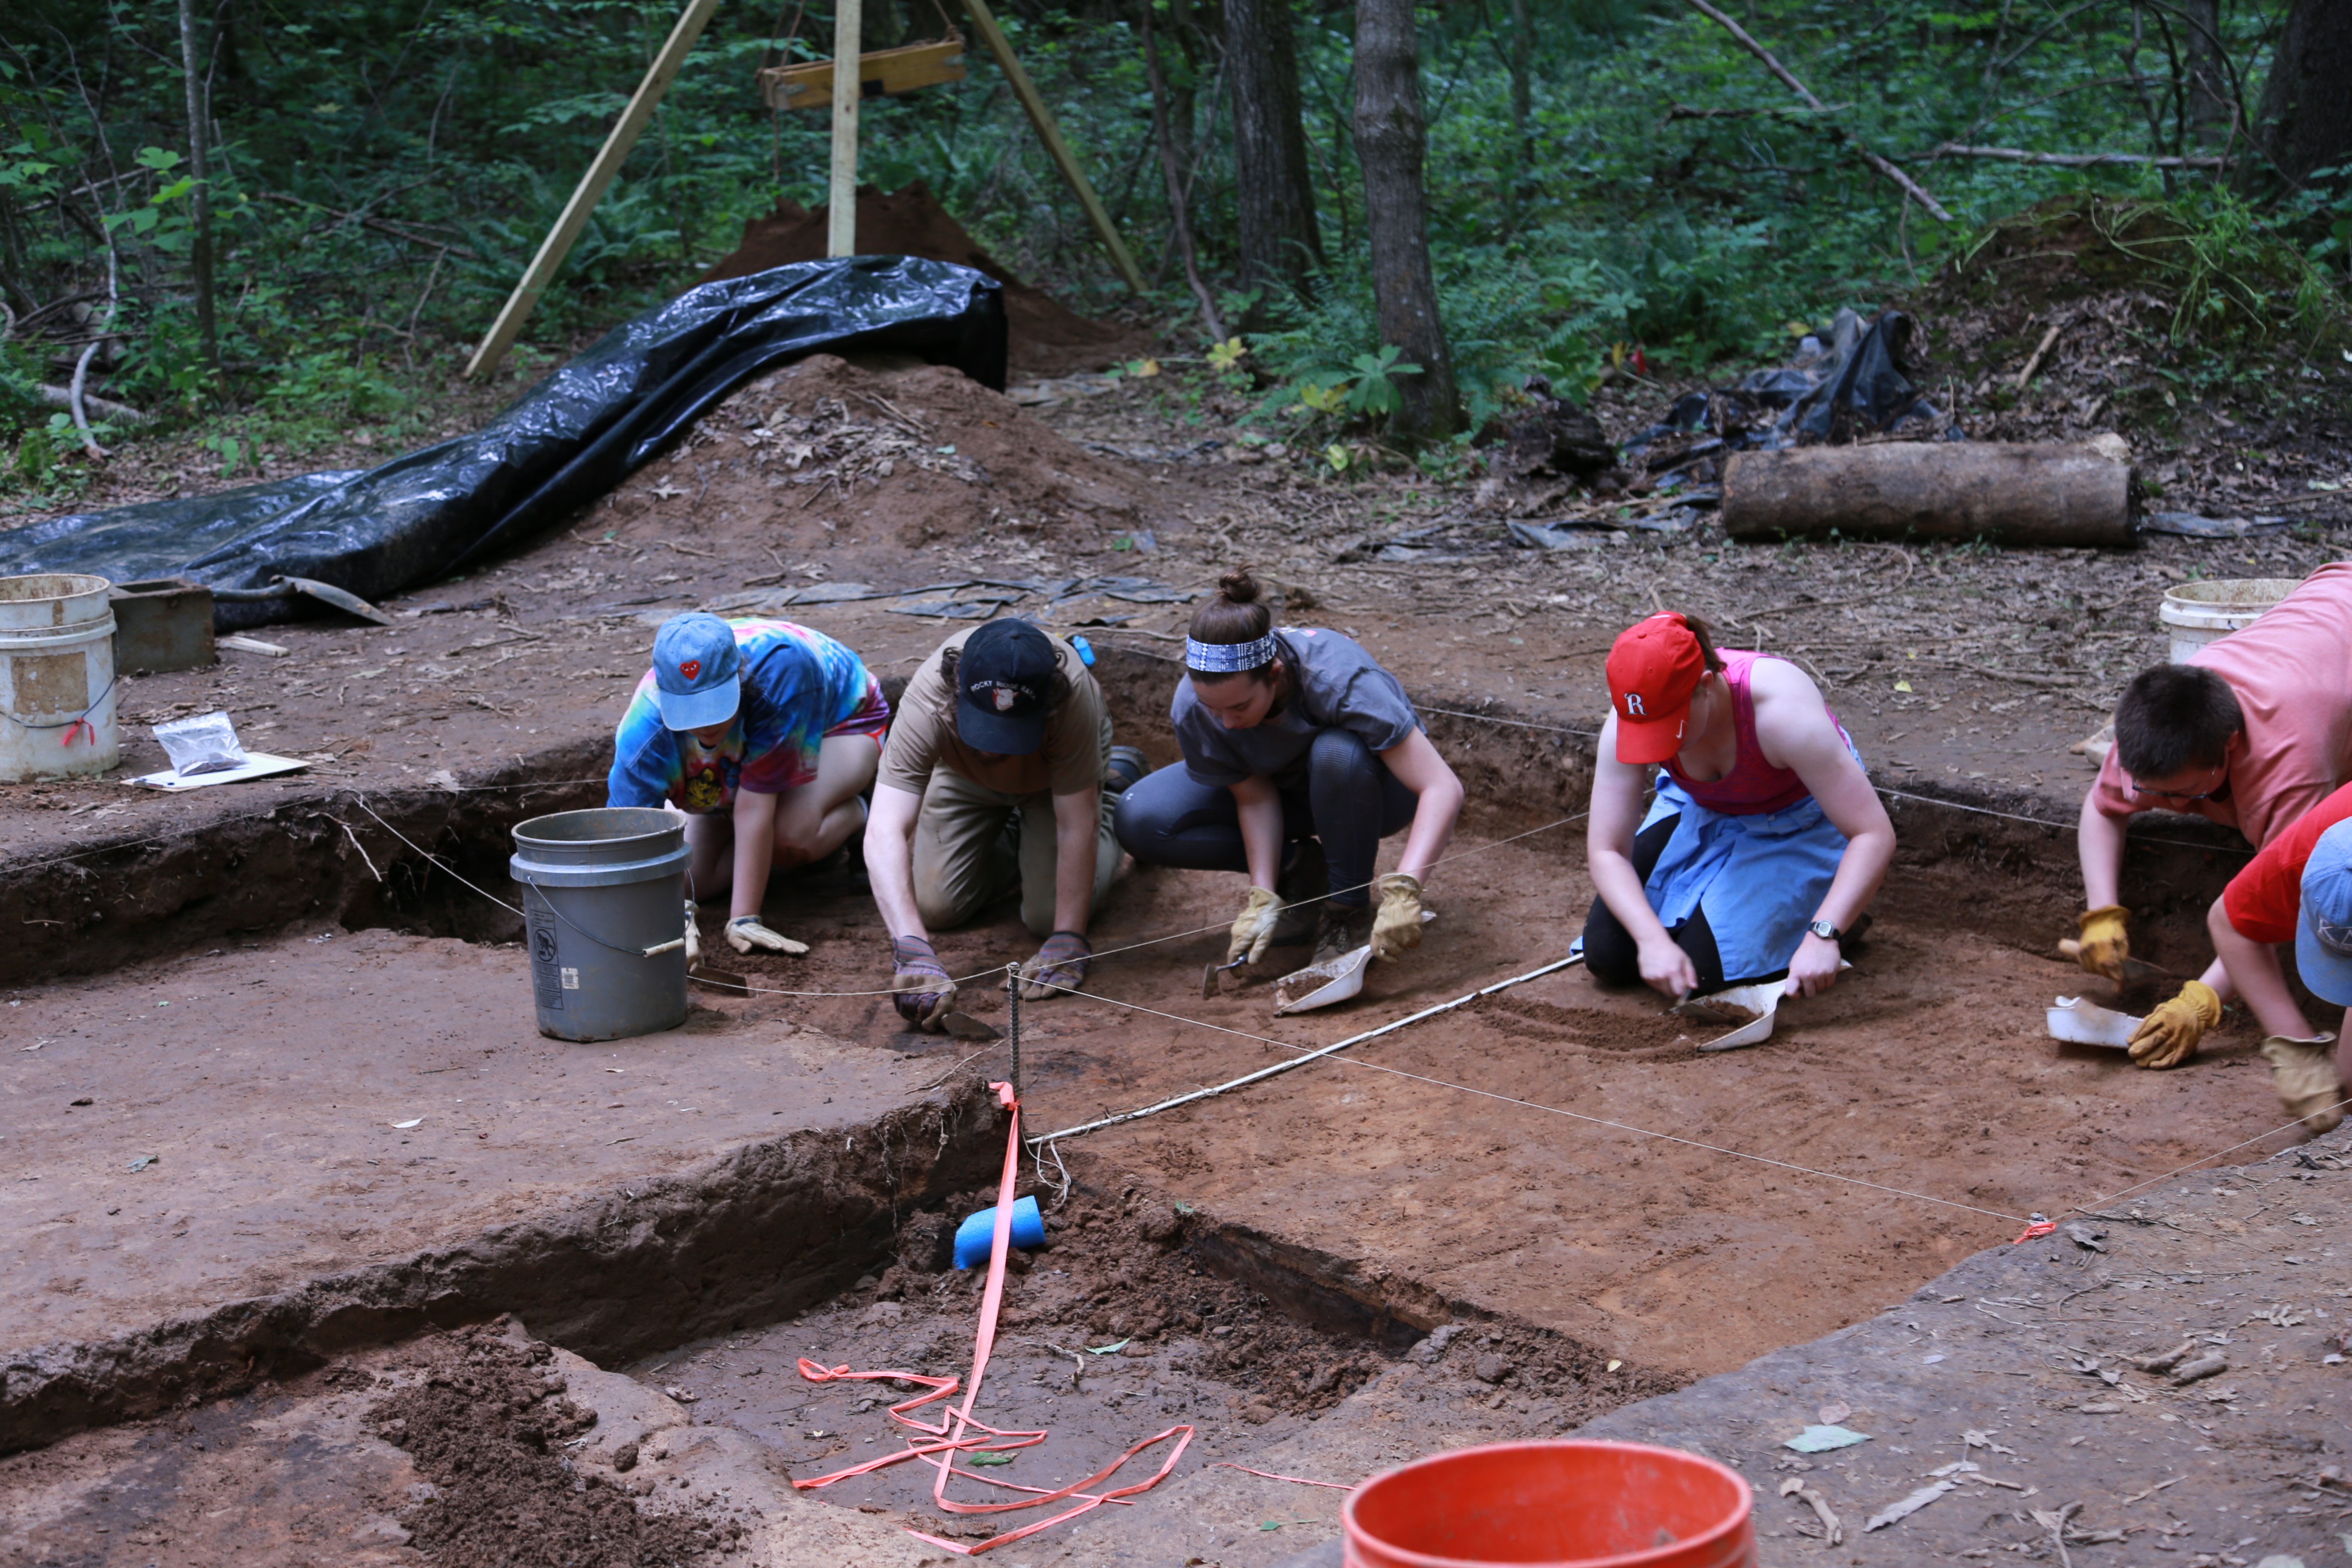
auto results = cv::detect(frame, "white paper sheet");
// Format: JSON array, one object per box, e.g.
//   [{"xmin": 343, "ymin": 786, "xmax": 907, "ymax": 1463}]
[{"xmin": 130, "ymin": 752, "xmax": 309, "ymax": 790}]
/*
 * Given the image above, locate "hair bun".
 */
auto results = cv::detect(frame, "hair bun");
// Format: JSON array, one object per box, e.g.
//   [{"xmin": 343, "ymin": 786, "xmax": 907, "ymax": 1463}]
[{"xmin": 1216, "ymin": 567, "xmax": 1261, "ymax": 606}]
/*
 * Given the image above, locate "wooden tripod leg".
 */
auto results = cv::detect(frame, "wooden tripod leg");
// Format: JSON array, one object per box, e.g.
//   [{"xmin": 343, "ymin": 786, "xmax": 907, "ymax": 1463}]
[
  {"xmin": 958, "ymin": 0, "xmax": 1145, "ymax": 294},
  {"xmin": 465, "ymin": 0, "xmax": 723, "ymax": 379}
]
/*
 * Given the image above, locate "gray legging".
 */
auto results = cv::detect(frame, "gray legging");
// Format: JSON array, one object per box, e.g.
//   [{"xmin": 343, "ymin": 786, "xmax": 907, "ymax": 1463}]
[{"xmin": 1113, "ymin": 727, "xmax": 1418, "ymax": 908}]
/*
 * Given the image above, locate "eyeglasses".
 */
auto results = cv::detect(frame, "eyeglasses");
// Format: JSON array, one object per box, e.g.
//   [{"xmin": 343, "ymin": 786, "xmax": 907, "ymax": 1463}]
[{"xmin": 2128, "ymin": 762, "xmax": 2227, "ymax": 803}]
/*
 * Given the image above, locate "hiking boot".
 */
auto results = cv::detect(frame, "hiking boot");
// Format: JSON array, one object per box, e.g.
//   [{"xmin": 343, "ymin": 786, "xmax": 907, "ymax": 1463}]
[
  {"xmin": 1270, "ymin": 839, "xmax": 1326, "ymax": 947},
  {"xmin": 1312, "ymin": 901, "xmax": 1374, "ymax": 965},
  {"xmin": 2260, "ymin": 1033, "xmax": 2346, "ymax": 1136},
  {"xmin": 1104, "ymin": 745, "xmax": 1150, "ymax": 796}
]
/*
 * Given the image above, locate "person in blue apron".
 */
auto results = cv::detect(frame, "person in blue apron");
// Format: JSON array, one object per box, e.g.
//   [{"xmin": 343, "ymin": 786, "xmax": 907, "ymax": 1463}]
[{"xmin": 1584, "ymin": 612, "xmax": 1894, "ymax": 999}]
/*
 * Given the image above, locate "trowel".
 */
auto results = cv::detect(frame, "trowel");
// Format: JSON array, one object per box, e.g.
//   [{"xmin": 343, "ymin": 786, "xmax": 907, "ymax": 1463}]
[
  {"xmin": 1271, "ymin": 912, "xmax": 1438, "ymax": 1015},
  {"xmin": 2056, "ymin": 938, "xmax": 2171, "ymax": 986},
  {"xmin": 1670, "ymin": 961, "xmax": 1852, "ymax": 1052},
  {"xmin": 1673, "ymin": 983, "xmax": 1781, "ymax": 1052},
  {"xmin": 1201, "ymin": 953, "xmax": 1250, "ymax": 1000}
]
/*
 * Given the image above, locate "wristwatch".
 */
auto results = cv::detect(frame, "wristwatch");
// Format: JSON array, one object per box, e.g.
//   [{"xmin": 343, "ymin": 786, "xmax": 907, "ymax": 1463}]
[{"xmin": 1807, "ymin": 919, "xmax": 1843, "ymax": 942}]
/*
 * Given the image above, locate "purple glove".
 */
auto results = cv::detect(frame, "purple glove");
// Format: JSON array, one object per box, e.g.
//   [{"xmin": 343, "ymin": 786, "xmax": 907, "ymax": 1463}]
[
  {"xmin": 889, "ymin": 934, "xmax": 957, "ymax": 1031},
  {"xmin": 1017, "ymin": 930, "xmax": 1092, "ymax": 1001}
]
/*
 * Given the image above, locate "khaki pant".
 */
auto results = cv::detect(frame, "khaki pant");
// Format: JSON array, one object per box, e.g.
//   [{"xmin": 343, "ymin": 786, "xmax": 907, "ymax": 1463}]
[{"xmin": 913, "ymin": 769, "xmax": 1121, "ymax": 937}]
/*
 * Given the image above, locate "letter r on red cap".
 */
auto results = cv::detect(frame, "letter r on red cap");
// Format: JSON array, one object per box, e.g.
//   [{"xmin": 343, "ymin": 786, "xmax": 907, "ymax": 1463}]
[{"xmin": 1625, "ymin": 693, "xmax": 1647, "ymax": 717}]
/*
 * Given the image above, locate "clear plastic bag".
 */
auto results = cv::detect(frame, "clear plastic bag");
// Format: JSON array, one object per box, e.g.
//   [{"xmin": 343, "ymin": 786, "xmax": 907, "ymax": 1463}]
[{"xmin": 153, "ymin": 711, "xmax": 248, "ymax": 777}]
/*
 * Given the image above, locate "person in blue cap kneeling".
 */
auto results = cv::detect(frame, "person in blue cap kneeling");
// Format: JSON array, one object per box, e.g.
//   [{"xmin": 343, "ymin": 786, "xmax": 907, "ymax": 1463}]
[{"xmin": 609, "ymin": 612, "xmax": 888, "ymax": 957}]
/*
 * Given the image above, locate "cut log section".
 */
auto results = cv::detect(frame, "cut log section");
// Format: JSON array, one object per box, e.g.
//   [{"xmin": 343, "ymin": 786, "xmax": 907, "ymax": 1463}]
[
  {"xmin": 760, "ymin": 38, "xmax": 967, "ymax": 112},
  {"xmin": 1722, "ymin": 441, "xmax": 2135, "ymax": 547}
]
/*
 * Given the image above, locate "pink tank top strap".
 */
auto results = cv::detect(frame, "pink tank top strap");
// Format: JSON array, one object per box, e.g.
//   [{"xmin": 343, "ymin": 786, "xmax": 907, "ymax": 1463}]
[{"xmin": 1663, "ymin": 649, "xmax": 1819, "ymax": 817}]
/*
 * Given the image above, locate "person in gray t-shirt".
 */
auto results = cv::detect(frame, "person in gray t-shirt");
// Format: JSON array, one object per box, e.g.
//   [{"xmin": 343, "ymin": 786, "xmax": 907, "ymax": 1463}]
[{"xmin": 1114, "ymin": 569, "xmax": 1464, "ymax": 971}]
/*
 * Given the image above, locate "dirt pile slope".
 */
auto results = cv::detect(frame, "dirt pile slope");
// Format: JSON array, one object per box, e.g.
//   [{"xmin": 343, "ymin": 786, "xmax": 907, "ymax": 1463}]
[
  {"xmin": 701, "ymin": 179, "xmax": 1151, "ymax": 377},
  {"xmin": 600, "ymin": 350, "xmax": 1158, "ymax": 554}
]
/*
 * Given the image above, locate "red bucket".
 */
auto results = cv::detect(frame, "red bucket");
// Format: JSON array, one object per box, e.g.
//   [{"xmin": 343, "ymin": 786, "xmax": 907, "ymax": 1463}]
[{"xmin": 1343, "ymin": 1440, "xmax": 1755, "ymax": 1568}]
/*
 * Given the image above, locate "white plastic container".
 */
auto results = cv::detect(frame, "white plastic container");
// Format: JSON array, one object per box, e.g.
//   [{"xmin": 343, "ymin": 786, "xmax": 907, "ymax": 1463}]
[
  {"xmin": 0, "ymin": 573, "xmax": 119, "ymax": 782},
  {"xmin": 2160, "ymin": 578, "xmax": 2297, "ymax": 663}
]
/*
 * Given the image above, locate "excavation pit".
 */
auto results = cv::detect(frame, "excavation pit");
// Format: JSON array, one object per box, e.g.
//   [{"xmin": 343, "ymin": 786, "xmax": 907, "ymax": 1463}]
[{"xmin": 0, "ymin": 631, "xmax": 2334, "ymax": 1563}]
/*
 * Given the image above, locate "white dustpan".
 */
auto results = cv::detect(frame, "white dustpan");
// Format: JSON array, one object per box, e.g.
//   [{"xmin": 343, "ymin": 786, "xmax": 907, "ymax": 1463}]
[
  {"xmin": 1272, "ymin": 911, "xmax": 1436, "ymax": 1015},
  {"xmin": 1675, "ymin": 982, "xmax": 1782, "ymax": 1052},
  {"xmin": 2047, "ymin": 995, "xmax": 2140, "ymax": 1048}
]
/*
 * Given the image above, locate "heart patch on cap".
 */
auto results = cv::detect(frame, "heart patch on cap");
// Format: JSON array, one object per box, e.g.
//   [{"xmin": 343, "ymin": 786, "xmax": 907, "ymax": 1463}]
[{"xmin": 678, "ymin": 659, "xmax": 702, "ymax": 680}]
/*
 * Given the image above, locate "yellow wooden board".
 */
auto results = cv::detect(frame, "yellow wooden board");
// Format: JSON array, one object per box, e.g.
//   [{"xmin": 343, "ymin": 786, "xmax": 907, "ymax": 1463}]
[{"xmin": 761, "ymin": 37, "xmax": 966, "ymax": 111}]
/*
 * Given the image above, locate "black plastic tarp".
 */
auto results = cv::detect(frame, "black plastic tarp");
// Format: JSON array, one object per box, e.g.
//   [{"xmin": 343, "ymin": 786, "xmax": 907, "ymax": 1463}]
[
  {"xmin": 0, "ymin": 256, "xmax": 1006, "ymax": 628},
  {"xmin": 1623, "ymin": 306, "xmax": 1950, "ymax": 466}
]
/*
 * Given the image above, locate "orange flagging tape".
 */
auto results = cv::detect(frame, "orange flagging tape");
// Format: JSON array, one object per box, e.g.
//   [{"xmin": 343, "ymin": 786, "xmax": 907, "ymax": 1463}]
[
  {"xmin": 790, "ymin": 1081, "xmax": 1194, "ymax": 1554},
  {"xmin": 2012, "ymin": 1214, "xmax": 2057, "ymax": 1244},
  {"xmin": 1216, "ymin": 1460, "xmax": 1354, "ymax": 1490}
]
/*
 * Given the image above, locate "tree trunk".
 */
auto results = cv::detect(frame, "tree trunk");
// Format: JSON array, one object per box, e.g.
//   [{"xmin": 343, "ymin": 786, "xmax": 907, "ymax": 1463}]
[
  {"xmin": 1352, "ymin": 0, "xmax": 1458, "ymax": 441},
  {"xmin": 1223, "ymin": 0, "xmax": 1322, "ymax": 309},
  {"xmin": 177, "ymin": 0, "xmax": 219, "ymax": 382},
  {"xmin": 2178, "ymin": 0, "xmax": 2229, "ymax": 149},
  {"xmin": 2244, "ymin": 0, "xmax": 2352, "ymax": 193},
  {"xmin": 1506, "ymin": 0, "xmax": 1531, "ymax": 228}
]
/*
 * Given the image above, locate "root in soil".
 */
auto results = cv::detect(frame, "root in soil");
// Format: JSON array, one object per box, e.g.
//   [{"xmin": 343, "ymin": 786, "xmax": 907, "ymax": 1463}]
[{"xmin": 369, "ymin": 1323, "xmax": 732, "ymax": 1568}]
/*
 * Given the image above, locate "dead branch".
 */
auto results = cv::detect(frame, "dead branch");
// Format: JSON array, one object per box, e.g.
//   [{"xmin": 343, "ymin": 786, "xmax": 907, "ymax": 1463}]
[
  {"xmin": 1678, "ymin": 0, "xmax": 1953, "ymax": 220},
  {"xmin": 1142, "ymin": 4, "xmax": 1224, "ymax": 345},
  {"xmin": 37, "ymin": 384, "xmax": 148, "ymax": 424},
  {"xmin": 256, "ymin": 191, "xmax": 480, "ymax": 258},
  {"xmin": 67, "ymin": 217, "xmax": 121, "ymax": 460},
  {"xmin": 1665, "ymin": 101, "xmax": 1849, "ymax": 122},
  {"xmin": 1928, "ymin": 142, "xmax": 2232, "ymax": 168}
]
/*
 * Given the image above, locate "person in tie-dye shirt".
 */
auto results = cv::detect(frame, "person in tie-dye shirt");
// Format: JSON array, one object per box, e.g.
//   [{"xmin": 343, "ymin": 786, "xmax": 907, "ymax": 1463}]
[{"xmin": 608, "ymin": 614, "xmax": 888, "ymax": 956}]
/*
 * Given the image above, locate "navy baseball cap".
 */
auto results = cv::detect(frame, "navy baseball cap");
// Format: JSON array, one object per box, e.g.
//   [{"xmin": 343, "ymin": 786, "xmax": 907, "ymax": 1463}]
[
  {"xmin": 956, "ymin": 620, "xmax": 1057, "ymax": 755},
  {"xmin": 2296, "ymin": 818, "xmax": 2352, "ymax": 1007},
  {"xmin": 649, "ymin": 613, "xmax": 742, "ymax": 731}
]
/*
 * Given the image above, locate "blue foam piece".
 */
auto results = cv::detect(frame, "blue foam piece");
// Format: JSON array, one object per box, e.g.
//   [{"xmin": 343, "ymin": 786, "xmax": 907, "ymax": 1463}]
[{"xmin": 953, "ymin": 1195, "xmax": 1045, "ymax": 1269}]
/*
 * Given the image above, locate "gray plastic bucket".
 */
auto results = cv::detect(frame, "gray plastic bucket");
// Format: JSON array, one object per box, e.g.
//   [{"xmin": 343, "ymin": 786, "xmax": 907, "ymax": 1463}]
[{"xmin": 509, "ymin": 807, "xmax": 692, "ymax": 1042}]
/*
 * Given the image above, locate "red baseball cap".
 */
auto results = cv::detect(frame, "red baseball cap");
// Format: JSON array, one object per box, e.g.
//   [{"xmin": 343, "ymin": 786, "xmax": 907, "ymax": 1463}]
[{"xmin": 1606, "ymin": 614, "xmax": 1706, "ymax": 765}]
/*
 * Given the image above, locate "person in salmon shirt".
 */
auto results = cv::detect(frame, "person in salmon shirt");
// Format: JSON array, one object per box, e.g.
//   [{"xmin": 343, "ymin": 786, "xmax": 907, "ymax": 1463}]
[
  {"xmin": 2073, "ymin": 563, "xmax": 2352, "ymax": 1070},
  {"xmin": 1584, "ymin": 611, "xmax": 1895, "ymax": 1002}
]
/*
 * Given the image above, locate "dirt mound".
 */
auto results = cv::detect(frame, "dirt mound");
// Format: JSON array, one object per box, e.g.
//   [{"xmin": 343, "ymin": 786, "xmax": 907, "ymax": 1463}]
[
  {"xmin": 368, "ymin": 1322, "xmax": 733, "ymax": 1567},
  {"xmin": 603, "ymin": 350, "xmax": 1156, "ymax": 553},
  {"xmin": 701, "ymin": 180, "xmax": 1152, "ymax": 377}
]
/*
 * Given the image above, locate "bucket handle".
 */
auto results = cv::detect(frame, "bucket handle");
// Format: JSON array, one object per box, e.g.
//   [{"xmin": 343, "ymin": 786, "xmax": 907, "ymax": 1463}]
[
  {"xmin": 3, "ymin": 669, "xmax": 117, "ymax": 744},
  {"xmin": 521, "ymin": 874, "xmax": 690, "ymax": 960}
]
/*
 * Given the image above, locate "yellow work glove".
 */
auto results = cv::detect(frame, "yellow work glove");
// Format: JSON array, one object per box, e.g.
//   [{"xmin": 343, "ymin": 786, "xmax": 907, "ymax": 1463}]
[
  {"xmin": 1228, "ymin": 886, "xmax": 1283, "ymax": 965},
  {"xmin": 2127, "ymin": 980, "xmax": 2221, "ymax": 1069},
  {"xmin": 2259, "ymin": 1034, "xmax": 2345, "ymax": 1135},
  {"xmin": 2075, "ymin": 905, "xmax": 2132, "ymax": 982},
  {"xmin": 1370, "ymin": 873, "xmax": 1424, "ymax": 962}
]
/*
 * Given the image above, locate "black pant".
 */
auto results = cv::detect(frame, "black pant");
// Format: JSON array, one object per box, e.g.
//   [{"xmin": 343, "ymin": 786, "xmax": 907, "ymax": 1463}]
[
  {"xmin": 1113, "ymin": 728, "xmax": 1418, "ymax": 909},
  {"xmin": 1581, "ymin": 812, "xmax": 1733, "ymax": 992}
]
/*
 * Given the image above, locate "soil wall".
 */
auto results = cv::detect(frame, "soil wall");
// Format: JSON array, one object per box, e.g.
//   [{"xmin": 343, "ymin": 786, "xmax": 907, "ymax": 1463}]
[
  {"xmin": 0, "ymin": 1079, "xmax": 1003, "ymax": 1455},
  {"xmin": 0, "ymin": 644, "xmax": 2243, "ymax": 988}
]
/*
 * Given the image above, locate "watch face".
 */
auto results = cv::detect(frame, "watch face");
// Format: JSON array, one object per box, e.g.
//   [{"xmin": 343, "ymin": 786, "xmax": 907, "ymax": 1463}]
[{"xmin": 1809, "ymin": 920, "xmax": 1839, "ymax": 940}]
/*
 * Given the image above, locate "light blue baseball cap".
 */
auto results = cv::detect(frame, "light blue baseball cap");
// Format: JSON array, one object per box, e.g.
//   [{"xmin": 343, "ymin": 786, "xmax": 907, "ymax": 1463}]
[
  {"xmin": 2295, "ymin": 818, "xmax": 2352, "ymax": 1008},
  {"xmin": 649, "ymin": 613, "xmax": 741, "ymax": 731}
]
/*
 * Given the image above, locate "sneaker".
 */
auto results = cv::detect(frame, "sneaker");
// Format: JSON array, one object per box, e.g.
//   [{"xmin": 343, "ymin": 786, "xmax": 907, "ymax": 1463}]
[
  {"xmin": 1105, "ymin": 745, "xmax": 1150, "ymax": 796},
  {"xmin": 1270, "ymin": 839, "xmax": 1326, "ymax": 947},
  {"xmin": 1312, "ymin": 901, "xmax": 1373, "ymax": 964}
]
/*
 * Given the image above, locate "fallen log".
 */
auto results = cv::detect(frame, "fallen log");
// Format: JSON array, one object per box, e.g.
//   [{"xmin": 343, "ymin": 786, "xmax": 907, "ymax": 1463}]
[{"xmin": 1722, "ymin": 441, "xmax": 2134, "ymax": 547}]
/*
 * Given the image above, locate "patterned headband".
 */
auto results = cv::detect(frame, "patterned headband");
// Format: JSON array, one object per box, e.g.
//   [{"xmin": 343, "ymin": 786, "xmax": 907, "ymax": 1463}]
[{"xmin": 1185, "ymin": 633, "xmax": 1278, "ymax": 674}]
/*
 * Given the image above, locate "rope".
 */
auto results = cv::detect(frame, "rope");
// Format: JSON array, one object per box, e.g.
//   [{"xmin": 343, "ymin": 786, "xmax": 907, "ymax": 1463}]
[
  {"xmin": 1415, "ymin": 703, "xmax": 1597, "ymax": 738},
  {"xmin": 1017, "ymin": 973, "xmax": 2032, "ymax": 1226}
]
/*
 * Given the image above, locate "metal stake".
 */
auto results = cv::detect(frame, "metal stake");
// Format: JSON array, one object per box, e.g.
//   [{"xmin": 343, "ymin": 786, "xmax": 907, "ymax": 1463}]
[{"xmin": 1004, "ymin": 962, "xmax": 1022, "ymax": 1102}]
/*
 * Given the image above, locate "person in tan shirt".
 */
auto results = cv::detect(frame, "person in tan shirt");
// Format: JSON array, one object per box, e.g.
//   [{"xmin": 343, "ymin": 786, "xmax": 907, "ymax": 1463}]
[
  {"xmin": 867, "ymin": 619, "xmax": 1144, "ymax": 1031},
  {"xmin": 2074, "ymin": 562, "xmax": 2352, "ymax": 1069}
]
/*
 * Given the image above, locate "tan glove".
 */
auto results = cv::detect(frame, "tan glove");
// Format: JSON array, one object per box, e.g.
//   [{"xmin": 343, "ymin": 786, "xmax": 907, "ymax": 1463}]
[
  {"xmin": 727, "ymin": 915, "xmax": 809, "ymax": 956},
  {"xmin": 889, "ymin": 935, "xmax": 957, "ymax": 1032},
  {"xmin": 2259, "ymin": 1033, "xmax": 2346, "ymax": 1135},
  {"xmin": 1370, "ymin": 873, "xmax": 1424, "ymax": 962},
  {"xmin": 2075, "ymin": 905, "xmax": 2132, "ymax": 982},
  {"xmin": 2127, "ymin": 980, "xmax": 2222, "ymax": 1069},
  {"xmin": 1228, "ymin": 886, "xmax": 1283, "ymax": 965}
]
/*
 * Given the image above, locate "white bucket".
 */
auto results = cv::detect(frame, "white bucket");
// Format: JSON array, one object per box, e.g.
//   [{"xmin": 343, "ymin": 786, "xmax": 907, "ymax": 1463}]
[
  {"xmin": 2159, "ymin": 578, "xmax": 2297, "ymax": 663},
  {"xmin": 0, "ymin": 573, "xmax": 120, "ymax": 782}
]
